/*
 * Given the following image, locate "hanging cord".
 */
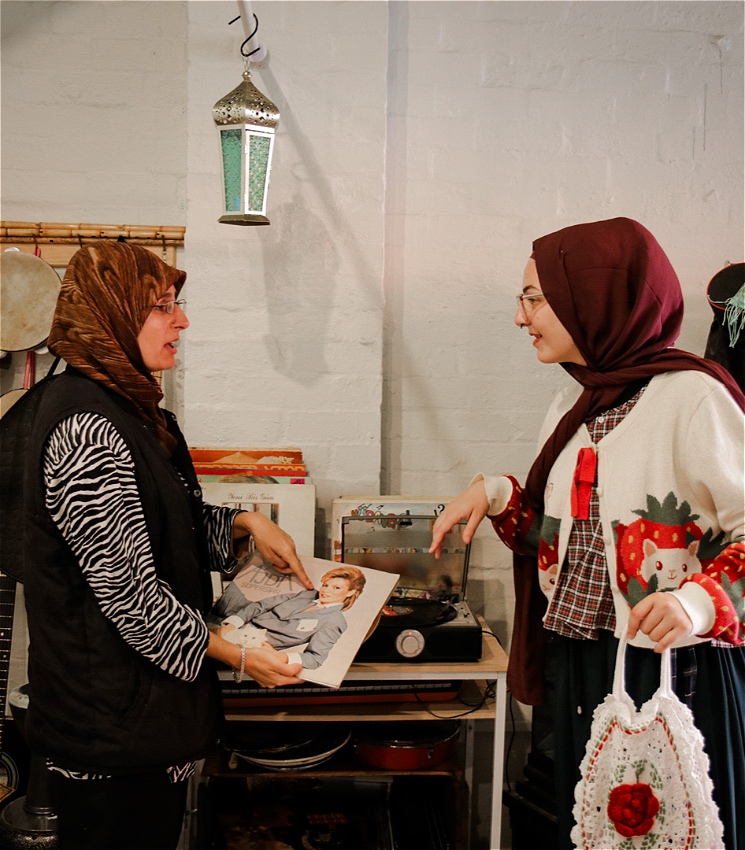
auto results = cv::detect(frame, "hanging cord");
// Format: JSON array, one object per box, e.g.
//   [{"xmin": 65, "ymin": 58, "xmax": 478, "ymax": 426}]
[{"xmin": 46, "ymin": 356, "xmax": 62, "ymax": 378}]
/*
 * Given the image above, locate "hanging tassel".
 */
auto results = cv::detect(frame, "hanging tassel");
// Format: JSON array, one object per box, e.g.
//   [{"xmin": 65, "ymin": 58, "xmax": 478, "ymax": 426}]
[
  {"xmin": 571, "ymin": 447, "xmax": 597, "ymax": 521},
  {"xmin": 723, "ymin": 282, "xmax": 745, "ymax": 348}
]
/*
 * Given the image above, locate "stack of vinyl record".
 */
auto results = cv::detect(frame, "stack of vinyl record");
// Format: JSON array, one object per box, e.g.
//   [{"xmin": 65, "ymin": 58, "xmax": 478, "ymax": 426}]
[{"xmin": 224, "ymin": 721, "xmax": 351, "ymax": 771}]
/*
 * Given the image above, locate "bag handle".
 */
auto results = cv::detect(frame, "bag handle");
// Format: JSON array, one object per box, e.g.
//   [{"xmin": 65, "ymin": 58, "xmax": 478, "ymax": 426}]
[{"xmin": 612, "ymin": 632, "xmax": 674, "ymax": 703}]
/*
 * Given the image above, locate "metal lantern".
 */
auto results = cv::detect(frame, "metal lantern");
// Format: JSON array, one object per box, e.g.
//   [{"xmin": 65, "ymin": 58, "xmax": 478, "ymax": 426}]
[{"xmin": 212, "ymin": 67, "xmax": 279, "ymax": 225}]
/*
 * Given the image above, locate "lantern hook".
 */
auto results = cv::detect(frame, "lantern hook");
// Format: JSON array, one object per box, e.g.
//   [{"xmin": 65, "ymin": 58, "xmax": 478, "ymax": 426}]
[{"xmin": 228, "ymin": 12, "xmax": 262, "ymax": 58}]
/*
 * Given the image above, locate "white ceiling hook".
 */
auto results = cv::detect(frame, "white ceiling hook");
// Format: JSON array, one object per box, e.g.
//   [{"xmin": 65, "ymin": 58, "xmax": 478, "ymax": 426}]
[{"xmin": 237, "ymin": 0, "xmax": 268, "ymax": 68}]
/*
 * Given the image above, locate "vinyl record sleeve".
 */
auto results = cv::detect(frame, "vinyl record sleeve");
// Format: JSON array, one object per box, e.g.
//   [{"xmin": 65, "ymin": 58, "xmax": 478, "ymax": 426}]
[{"xmin": 212, "ymin": 554, "xmax": 399, "ymax": 688}]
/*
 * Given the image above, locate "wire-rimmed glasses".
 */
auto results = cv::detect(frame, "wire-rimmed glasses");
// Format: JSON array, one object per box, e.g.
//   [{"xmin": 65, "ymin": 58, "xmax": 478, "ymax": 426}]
[
  {"xmin": 515, "ymin": 293, "xmax": 545, "ymax": 319},
  {"xmin": 152, "ymin": 299, "xmax": 187, "ymax": 315}
]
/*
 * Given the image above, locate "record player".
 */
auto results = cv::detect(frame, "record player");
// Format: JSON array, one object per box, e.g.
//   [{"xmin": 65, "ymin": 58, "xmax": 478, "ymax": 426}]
[{"xmin": 340, "ymin": 514, "xmax": 482, "ymax": 662}]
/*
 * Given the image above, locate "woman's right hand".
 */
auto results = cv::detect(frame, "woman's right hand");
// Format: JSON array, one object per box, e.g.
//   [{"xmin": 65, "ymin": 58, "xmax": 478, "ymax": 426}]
[
  {"xmin": 429, "ymin": 479, "xmax": 489, "ymax": 559},
  {"xmin": 232, "ymin": 511, "xmax": 313, "ymax": 589}
]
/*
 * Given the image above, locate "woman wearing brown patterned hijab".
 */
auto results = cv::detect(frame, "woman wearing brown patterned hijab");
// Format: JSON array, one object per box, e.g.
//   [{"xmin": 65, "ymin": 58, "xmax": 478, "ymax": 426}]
[
  {"xmin": 47, "ymin": 240, "xmax": 186, "ymax": 454},
  {"xmin": 24, "ymin": 241, "xmax": 312, "ymax": 850}
]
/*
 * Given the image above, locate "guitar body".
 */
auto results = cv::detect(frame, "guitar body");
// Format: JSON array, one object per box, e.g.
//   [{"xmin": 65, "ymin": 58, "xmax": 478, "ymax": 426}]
[
  {"xmin": 0, "ymin": 752, "xmax": 20, "ymax": 800},
  {"xmin": 0, "ymin": 573, "xmax": 30, "ymax": 808},
  {"xmin": 0, "ymin": 719, "xmax": 30, "ymax": 804},
  {"xmin": 0, "ymin": 579, "xmax": 56, "ymax": 847}
]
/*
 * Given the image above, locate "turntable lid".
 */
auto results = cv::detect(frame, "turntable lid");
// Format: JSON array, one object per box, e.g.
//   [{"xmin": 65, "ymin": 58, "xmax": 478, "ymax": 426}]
[{"xmin": 340, "ymin": 515, "xmax": 470, "ymax": 599}]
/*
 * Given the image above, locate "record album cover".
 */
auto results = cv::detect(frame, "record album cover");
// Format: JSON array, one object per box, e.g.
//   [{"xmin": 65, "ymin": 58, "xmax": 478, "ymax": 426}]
[{"xmin": 211, "ymin": 554, "xmax": 399, "ymax": 689}]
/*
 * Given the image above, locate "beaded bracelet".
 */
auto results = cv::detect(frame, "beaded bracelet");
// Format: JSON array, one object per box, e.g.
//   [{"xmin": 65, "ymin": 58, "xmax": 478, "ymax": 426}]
[{"xmin": 234, "ymin": 645, "xmax": 246, "ymax": 684}]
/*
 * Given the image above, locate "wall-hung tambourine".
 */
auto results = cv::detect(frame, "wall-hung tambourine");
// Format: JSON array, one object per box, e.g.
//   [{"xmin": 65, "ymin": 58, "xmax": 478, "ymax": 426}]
[{"xmin": 0, "ymin": 249, "xmax": 61, "ymax": 353}]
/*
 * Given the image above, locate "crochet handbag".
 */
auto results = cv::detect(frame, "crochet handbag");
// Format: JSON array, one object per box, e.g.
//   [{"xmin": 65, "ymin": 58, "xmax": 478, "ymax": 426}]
[{"xmin": 571, "ymin": 634, "xmax": 725, "ymax": 850}]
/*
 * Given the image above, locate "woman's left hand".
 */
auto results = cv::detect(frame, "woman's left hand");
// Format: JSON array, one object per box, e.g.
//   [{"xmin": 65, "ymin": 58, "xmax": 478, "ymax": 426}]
[
  {"xmin": 627, "ymin": 592, "xmax": 693, "ymax": 653},
  {"xmin": 232, "ymin": 511, "xmax": 313, "ymax": 588},
  {"xmin": 206, "ymin": 631, "xmax": 303, "ymax": 687}
]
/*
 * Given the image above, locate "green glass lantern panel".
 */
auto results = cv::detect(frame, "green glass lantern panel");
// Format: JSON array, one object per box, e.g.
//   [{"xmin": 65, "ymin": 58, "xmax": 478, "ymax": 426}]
[
  {"xmin": 220, "ymin": 128, "xmax": 243, "ymax": 212},
  {"xmin": 247, "ymin": 135, "xmax": 271, "ymax": 213}
]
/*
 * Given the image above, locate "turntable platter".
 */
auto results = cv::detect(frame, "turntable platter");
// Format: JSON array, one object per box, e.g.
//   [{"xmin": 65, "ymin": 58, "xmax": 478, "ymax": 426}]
[{"xmin": 380, "ymin": 598, "xmax": 456, "ymax": 626}]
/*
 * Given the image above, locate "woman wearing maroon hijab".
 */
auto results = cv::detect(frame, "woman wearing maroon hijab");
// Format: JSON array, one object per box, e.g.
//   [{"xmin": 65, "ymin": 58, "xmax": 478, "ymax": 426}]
[{"xmin": 431, "ymin": 218, "xmax": 745, "ymax": 849}]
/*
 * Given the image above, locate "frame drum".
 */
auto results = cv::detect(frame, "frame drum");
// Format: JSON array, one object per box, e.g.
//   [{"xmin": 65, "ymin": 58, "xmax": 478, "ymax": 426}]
[{"xmin": 0, "ymin": 251, "xmax": 60, "ymax": 352}]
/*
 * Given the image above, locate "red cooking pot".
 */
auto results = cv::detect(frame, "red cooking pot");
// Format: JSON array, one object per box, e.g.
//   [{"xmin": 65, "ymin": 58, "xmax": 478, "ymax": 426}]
[{"xmin": 353, "ymin": 721, "xmax": 460, "ymax": 770}]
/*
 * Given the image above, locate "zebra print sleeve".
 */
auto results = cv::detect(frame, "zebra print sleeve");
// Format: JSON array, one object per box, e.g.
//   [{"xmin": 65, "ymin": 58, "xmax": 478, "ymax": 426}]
[
  {"xmin": 201, "ymin": 503, "xmax": 241, "ymax": 573},
  {"xmin": 43, "ymin": 412, "xmax": 209, "ymax": 682}
]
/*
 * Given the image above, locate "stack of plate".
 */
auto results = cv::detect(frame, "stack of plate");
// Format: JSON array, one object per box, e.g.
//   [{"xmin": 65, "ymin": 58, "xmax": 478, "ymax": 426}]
[{"xmin": 224, "ymin": 721, "xmax": 351, "ymax": 771}]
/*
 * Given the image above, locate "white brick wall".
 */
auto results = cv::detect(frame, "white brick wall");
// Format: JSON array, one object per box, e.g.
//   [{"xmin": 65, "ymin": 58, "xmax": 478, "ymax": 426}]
[{"xmin": 0, "ymin": 0, "xmax": 188, "ymax": 223}]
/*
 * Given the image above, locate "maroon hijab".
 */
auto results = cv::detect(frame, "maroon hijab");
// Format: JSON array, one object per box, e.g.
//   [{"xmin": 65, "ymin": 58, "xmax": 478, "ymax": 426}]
[{"xmin": 524, "ymin": 217, "xmax": 745, "ymax": 509}]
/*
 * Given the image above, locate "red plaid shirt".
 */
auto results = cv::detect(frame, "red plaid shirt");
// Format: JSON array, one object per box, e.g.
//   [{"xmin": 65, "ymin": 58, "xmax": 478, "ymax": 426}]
[{"xmin": 543, "ymin": 385, "xmax": 648, "ymax": 640}]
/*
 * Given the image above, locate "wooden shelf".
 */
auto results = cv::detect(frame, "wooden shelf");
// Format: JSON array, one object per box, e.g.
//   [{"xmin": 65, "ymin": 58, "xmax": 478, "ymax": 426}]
[
  {"xmin": 0, "ymin": 221, "xmax": 184, "ymax": 267},
  {"xmin": 203, "ymin": 746, "xmax": 466, "ymax": 780},
  {"xmin": 222, "ymin": 678, "xmax": 494, "ymax": 723}
]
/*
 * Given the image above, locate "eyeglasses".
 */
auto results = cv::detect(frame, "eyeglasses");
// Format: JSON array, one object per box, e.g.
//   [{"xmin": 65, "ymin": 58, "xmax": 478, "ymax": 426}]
[
  {"xmin": 515, "ymin": 293, "xmax": 545, "ymax": 319},
  {"xmin": 152, "ymin": 299, "xmax": 187, "ymax": 315}
]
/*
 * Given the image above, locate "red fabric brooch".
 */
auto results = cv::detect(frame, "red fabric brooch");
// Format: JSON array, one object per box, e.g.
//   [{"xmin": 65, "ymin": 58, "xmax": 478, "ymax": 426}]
[
  {"xmin": 570, "ymin": 447, "xmax": 597, "ymax": 521},
  {"xmin": 607, "ymin": 782, "xmax": 660, "ymax": 837}
]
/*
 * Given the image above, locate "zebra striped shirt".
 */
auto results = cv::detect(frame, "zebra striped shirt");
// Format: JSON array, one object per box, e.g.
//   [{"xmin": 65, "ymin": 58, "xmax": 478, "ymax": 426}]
[{"xmin": 42, "ymin": 410, "xmax": 238, "ymax": 781}]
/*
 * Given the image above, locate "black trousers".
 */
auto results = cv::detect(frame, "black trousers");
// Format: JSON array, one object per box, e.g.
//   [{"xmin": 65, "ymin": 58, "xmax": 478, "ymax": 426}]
[
  {"xmin": 548, "ymin": 630, "xmax": 745, "ymax": 850},
  {"xmin": 51, "ymin": 769, "xmax": 189, "ymax": 850}
]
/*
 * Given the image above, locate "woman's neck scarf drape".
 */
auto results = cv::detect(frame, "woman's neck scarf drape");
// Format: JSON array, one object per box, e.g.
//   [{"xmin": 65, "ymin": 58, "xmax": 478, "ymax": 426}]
[
  {"xmin": 524, "ymin": 216, "xmax": 745, "ymax": 510},
  {"xmin": 47, "ymin": 241, "xmax": 186, "ymax": 455}
]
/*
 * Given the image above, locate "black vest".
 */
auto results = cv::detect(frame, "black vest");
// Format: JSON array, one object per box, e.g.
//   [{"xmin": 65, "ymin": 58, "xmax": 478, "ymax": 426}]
[{"xmin": 23, "ymin": 369, "xmax": 220, "ymax": 773}]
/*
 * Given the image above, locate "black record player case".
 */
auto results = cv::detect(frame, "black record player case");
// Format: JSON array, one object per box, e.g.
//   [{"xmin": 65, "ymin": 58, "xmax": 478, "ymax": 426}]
[{"xmin": 340, "ymin": 515, "xmax": 482, "ymax": 663}]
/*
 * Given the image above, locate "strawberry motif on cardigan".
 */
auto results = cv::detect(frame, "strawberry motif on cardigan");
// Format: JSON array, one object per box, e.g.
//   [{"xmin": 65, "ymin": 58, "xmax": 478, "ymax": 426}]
[
  {"xmin": 614, "ymin": 493, "xmax": 745, "ymax": 644},
  {"xmin": 613, "ymin": 494, "xmax": 708, "ymax": 605},
  {"xmin": 537, "ymin": 516, "xmax": 561, "ymax": 594},
  {"xmin": 684, "ymin": 539, "xmax": 745, "ymax": 643}
]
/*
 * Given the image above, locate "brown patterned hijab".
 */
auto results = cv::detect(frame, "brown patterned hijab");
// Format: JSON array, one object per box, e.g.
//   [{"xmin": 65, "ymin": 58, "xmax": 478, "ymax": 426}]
[{"xmin": 47, "ymin": 241, "xmax": 186, "ymax": 454}]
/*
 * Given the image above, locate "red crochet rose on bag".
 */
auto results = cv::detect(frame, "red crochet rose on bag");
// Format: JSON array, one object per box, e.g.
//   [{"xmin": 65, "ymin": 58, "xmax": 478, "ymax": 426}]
[{"xmin": 607, "ymin": 783, "xmax": 660, "ymax": 837}]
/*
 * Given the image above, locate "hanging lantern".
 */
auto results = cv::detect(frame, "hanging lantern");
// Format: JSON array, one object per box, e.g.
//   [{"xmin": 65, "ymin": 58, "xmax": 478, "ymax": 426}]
[{"xmin": 212, "ymin": 67, "xmax": 279, "ymax": 225}]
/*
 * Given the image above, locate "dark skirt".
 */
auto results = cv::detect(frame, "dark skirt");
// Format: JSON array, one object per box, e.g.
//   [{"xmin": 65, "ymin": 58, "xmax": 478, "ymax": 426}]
[{"xmin": 547, "ymin": 630, "xmax": 745, "ymax": 850}]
